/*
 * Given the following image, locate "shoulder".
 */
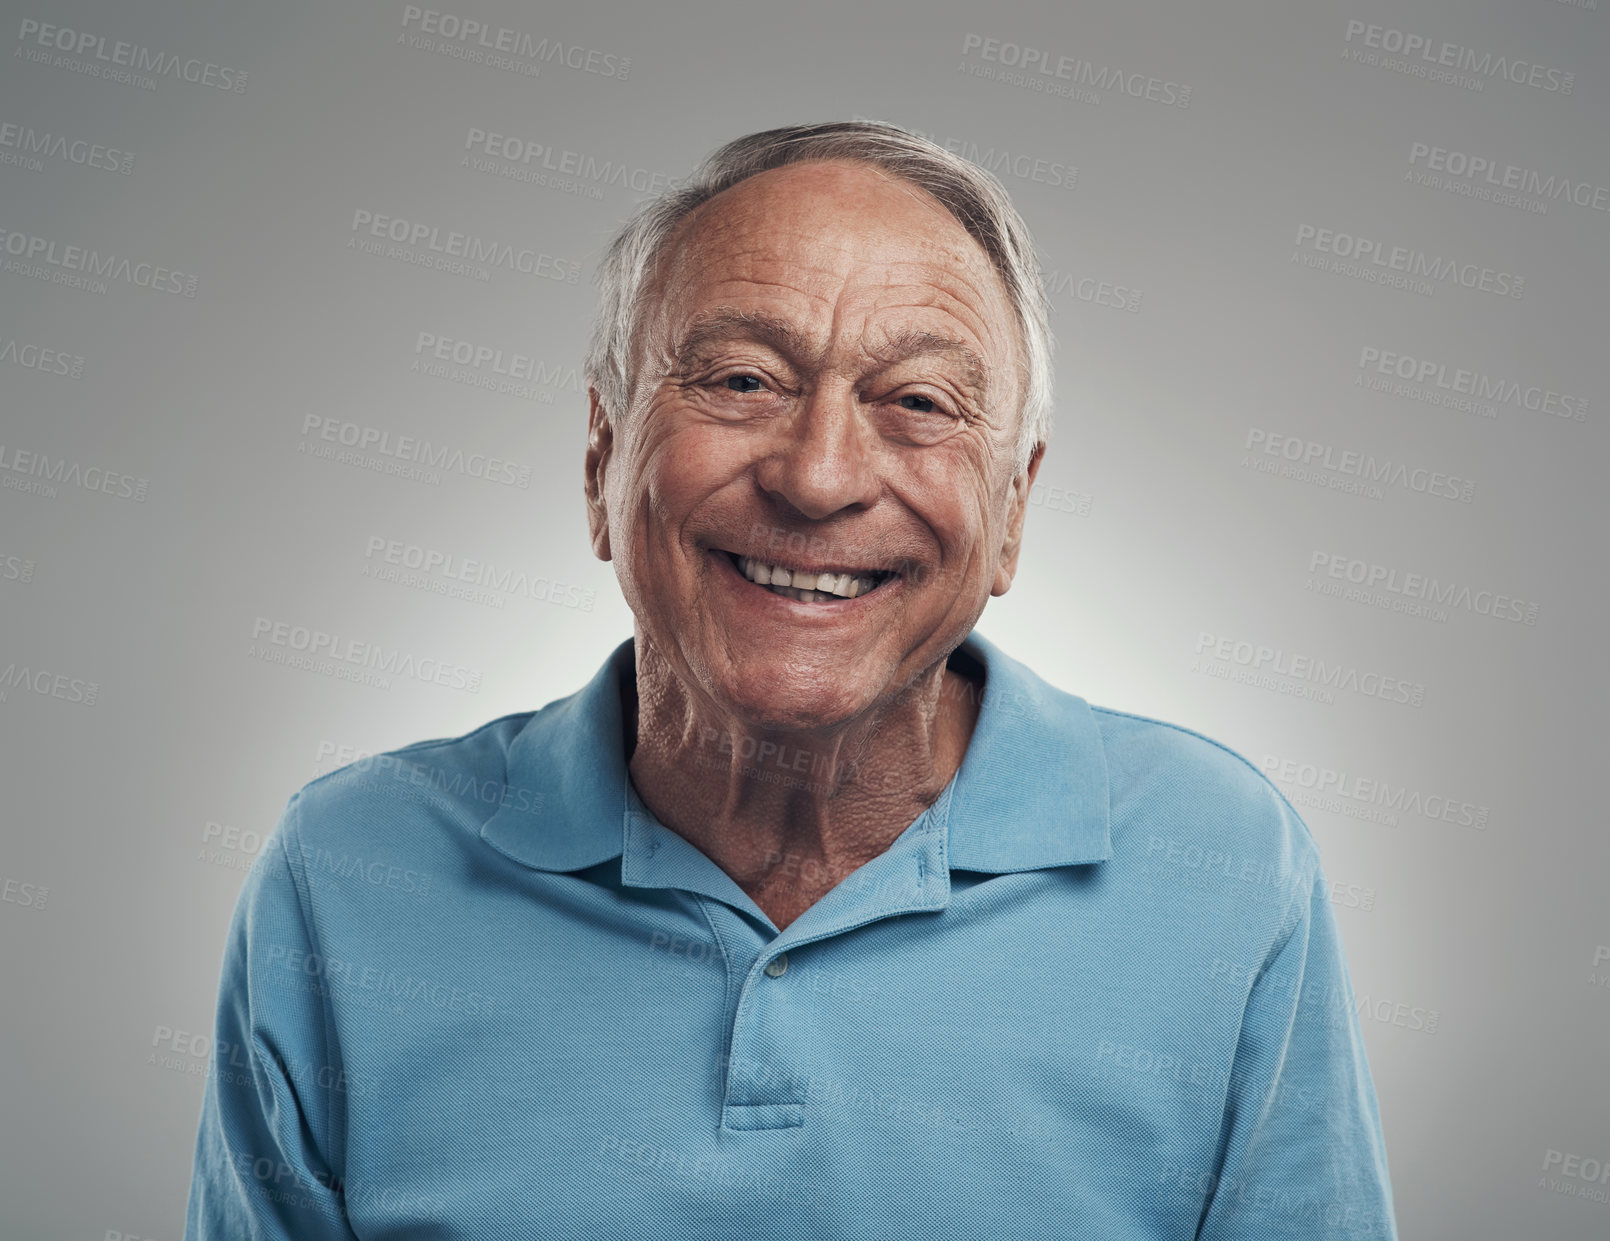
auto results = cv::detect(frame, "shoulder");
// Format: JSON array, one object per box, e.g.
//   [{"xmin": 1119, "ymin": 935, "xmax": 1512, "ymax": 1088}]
[
  {"xmin": 277, "ymin": 711, "xmax": 537, "ymax": 862},
  {"xmin": 1090, "ymin": 704, "xmax": 1321, "ymax": 879}
]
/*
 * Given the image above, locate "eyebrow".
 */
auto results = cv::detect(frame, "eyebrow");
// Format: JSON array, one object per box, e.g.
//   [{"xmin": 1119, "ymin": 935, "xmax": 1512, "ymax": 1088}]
[
  {"xmin": 869, "ymin": 328, "xmax": 991, "ymax": 409},
  {"xmin": 670, "ymin": 308, "xmax": 993, "ymax": 409},
  {"xmin": 672, "ymin": 308, "xmax": 819, "ymax": 374}
]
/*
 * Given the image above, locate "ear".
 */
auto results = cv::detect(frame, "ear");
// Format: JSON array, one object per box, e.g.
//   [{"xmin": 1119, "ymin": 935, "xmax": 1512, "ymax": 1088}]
[
  {"xmin": 991, "ymin": 441, "xmax": 1045, "ymax": 597},
  {"xmin": 583, "ymin": 386, "xmax": 616, "ymax": 563}
]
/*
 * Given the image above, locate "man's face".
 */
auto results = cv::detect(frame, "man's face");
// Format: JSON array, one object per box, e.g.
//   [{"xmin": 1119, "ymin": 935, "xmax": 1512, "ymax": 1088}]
[{"xmin": 586, "ymin": 159, "xmax": 1042, "ymax": 732}]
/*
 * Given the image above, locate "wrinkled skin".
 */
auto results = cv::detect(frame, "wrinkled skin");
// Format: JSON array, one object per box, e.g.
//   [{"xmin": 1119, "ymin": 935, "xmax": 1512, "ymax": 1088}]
[{"xmin": 584, "ymin": 159, "xmax": 1044, "ymax": 929}]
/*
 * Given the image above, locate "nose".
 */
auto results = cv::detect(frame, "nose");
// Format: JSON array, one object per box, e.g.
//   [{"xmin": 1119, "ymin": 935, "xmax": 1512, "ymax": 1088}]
[{"xmin": 753, "ymin": 382, "xmax": 882, "ymax": 521}]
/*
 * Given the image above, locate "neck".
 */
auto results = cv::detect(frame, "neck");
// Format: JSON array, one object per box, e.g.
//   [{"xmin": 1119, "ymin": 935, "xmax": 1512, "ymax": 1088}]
[{"xmin": 622, "ymin": 637, "xmax": 983, "ymax": 930}]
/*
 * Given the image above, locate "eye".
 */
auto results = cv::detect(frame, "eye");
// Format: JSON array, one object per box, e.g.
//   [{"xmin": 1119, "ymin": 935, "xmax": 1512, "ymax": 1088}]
[
  {"xmin": 725, "ymin": 374, "xmax": 763, "ymax": 393},
  {"xmin": 898, "ymin": 394, "xmax": 938, "ymax": 413}
]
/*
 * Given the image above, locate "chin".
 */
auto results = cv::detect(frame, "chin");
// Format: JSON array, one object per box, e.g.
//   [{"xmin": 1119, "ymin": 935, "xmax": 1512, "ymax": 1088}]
[{"xmin": 708, "ymin": 668, "xmax": 870, "ymax": 733}]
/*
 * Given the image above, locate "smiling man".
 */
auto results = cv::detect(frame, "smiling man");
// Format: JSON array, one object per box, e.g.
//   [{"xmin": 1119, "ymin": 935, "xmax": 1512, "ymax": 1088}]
[{"xmin": 187, "ymin": 122, "xmax": 1398, "ymax": 1239}]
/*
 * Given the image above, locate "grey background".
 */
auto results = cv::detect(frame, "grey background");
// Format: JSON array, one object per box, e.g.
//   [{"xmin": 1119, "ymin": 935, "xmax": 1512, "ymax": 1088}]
[{"xmin": 1, "ymin": 0, "xmax": 1606, "ymax": 1237}]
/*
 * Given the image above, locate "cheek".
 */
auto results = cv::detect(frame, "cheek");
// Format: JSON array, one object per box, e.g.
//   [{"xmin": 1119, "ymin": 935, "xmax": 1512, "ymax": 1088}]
[
  {"xmin": 904, "ymin": 450, "xmax": 1000, "ymax": 555},
  {"xmin": 656, "ymin": 417, "xmax": 758, "ymax": 501},
  {"xmin": 646, "ymin": 446, "xmax": 713, "ymax": 533},
  {"xmin": 618, "ymin": 425, "xmax": 737, "ymax": 560}
]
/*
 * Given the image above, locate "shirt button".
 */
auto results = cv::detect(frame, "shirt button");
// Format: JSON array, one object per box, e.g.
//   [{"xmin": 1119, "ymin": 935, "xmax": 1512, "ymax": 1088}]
[{"xmin": 764, "ymin": 953, "xmax": 789, "ymax": 978}]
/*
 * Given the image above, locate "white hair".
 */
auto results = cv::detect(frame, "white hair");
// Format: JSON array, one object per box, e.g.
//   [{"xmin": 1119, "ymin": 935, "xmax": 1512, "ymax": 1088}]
[{"xmin": 583, "ymin": 121, "xmax": 1054, "ymax": 475}]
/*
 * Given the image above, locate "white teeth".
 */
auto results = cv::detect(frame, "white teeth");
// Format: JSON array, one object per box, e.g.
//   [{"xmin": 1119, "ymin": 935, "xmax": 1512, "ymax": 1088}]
[{"xmin": 734, "ymin": 553, "xmax": 883, "ymax": 600}]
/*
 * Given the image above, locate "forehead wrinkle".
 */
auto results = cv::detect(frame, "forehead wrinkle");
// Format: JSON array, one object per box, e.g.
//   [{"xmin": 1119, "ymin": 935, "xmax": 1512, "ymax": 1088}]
[
  {"xmin": 859, "ymin": 260, "xmax": 1015, "ymax": 356},
  {"xmin": 662, "ymin": 219, "xmax": 1018, "ymax": 409},
  {"xmin": 681, "ymin": 224, "xmax": 865, "ymax": 283}
]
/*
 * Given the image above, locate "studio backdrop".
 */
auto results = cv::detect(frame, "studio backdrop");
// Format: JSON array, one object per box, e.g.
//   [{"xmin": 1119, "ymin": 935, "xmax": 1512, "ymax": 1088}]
[{"xmin": 1, "ymin": 0, "xmax": 1606, "ymax": 1237}]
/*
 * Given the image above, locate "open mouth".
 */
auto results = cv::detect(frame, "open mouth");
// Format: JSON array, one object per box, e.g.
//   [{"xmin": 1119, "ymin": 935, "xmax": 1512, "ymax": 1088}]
[{"xmin": 719, "ymin": 550, "xmax": 895, "ymax": 603}]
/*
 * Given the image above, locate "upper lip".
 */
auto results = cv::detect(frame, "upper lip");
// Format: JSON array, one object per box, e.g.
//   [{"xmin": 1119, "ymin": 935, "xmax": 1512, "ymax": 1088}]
[{"xmin": 716, "ymin": 548, "xmax": 897, "ymax": 580}]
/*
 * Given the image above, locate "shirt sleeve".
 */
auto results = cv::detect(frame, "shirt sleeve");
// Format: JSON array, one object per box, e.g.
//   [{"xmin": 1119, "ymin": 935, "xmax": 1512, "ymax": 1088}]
[
  {"xmin": 185, "ymin": 793, "xmax": 359, "ymax": 1240},
  {"xmin": 1196, "ymin": 863, "xmax": 1398, "ymax": 1240}
]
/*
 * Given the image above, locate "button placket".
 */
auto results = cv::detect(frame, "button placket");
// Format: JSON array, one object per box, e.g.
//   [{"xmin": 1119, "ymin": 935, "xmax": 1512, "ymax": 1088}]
[
  {"xmin": 720, "ymin": 947, "xmax": 812, "ymax": 1130},
  {"xmin": 660, "ymin": 804, "xmax": 954, "ymax": 1133}
]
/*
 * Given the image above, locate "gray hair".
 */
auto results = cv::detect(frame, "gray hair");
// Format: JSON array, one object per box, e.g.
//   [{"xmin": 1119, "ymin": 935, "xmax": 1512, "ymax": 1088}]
[{"xmin": 583, "ymin": 121, "xmax": 1053, "ymax": 475}]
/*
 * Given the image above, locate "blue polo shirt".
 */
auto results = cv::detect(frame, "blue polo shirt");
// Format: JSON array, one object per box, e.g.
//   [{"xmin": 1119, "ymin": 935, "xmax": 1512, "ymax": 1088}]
[{"xmin": 186, "ymin": 631, "xmax": 1397, "ymax": 1239}]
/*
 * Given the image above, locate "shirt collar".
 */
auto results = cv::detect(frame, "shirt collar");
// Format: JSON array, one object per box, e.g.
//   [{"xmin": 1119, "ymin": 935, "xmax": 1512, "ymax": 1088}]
[{"xmin": 479, "ymin": 630, "xmax": 1112, "ymax": 877}]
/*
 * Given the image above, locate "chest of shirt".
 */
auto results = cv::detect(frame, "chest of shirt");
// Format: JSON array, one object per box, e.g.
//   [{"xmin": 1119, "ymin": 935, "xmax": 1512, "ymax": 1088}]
[{"xmin": 289, "ymin": 862, "xmax": 1299, "ymax": 1238}]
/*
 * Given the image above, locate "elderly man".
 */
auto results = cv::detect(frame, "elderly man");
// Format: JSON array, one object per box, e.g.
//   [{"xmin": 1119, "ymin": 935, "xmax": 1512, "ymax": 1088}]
[{"xmin": 187, "ymin": 122, "xmax": 1397, "ymax": 1238}]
